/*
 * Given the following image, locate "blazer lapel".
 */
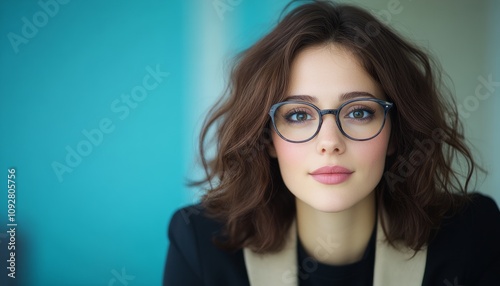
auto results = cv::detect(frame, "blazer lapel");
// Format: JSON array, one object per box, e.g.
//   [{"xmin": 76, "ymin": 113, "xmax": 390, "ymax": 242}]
[
  {"xmin": 373, "ymin": 219, "xmax": 427, "ymax": 286},
  {"xmin": 244, "ymin": 217, "xmax": 427, "ymax": 286},
  {"xmin": 243, "ymin": 222, "xmax": 298, "ymax": 285}
]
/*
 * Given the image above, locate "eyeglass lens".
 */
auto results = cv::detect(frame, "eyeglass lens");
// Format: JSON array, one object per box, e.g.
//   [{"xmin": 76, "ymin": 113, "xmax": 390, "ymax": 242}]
[{"xmin": 273, "ymin": 100, "xmax": 387, "ymax": 142}]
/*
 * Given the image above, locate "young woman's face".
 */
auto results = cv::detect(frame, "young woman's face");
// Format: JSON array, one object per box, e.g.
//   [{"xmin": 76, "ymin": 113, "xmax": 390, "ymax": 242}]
[{"xmin": 269, "ymin": 44, "xmax": 392, "ymax": 213}]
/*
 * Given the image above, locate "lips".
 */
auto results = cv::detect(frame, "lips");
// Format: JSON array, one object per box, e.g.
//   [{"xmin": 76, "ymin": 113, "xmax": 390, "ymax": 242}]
[{"xmin": 310, "ymin": 166, "xmax": 353, "ymax": 185}]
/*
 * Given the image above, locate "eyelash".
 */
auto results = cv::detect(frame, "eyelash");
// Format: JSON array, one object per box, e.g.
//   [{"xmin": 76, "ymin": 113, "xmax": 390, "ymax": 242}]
[
  {"xmin": 344, "ymin": 106, "xmax": 375, "ymax": 121},
  {"xmin": 283, "ymin": 108, "xmax": 314, "ymax": 123},
  {"xmin": 278, "ymin": 102, "xmax": 378, "ymax": 128}
]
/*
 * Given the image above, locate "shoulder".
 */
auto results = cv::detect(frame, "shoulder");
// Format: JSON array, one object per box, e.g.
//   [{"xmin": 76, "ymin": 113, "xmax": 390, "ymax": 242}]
[
  {"xmin": 167, "ymin": 204, "xmax": 234, "ymax": 261},
  {"xmin": 167, "ymin": 203, "xmax": 228, "ymax": 266},
  {"xmin": 164, "ymin": 204, "xmax": 249, "ymax": 285},
  {"xmin": 168, "ymin": 204, "xmax": 223, "ymax": 242},
  {"xmin": 437, "ymin": 193, "xmax": 500, "ymax": 239},
  {"xmin": 423, "ymin": 193, "xmax": 500, "ymax": 285}
]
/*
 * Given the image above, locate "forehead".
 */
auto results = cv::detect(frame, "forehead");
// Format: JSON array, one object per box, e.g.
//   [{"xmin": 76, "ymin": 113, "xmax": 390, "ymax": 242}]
[{"xmin": 288, "ymin": 44, "xmax": 384, "ymax": 104}]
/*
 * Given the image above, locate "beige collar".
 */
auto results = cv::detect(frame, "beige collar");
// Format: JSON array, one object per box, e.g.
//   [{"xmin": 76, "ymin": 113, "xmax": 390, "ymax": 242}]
[{"xmin": 244, "ymin": 218, "xmax": 427, "ymax": 285}]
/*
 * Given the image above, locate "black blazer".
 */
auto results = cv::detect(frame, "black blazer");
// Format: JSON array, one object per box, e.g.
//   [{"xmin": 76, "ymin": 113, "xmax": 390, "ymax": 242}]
[{"xmin": 163, "ymin": 194, "xmax": 500, "ymax": 285}]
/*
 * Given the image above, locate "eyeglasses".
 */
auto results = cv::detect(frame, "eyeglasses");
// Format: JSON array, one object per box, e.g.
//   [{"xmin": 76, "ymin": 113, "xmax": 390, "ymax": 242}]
[{"xmin": 268, "ymin": 98, "xmax": 393, "ymax": 143}]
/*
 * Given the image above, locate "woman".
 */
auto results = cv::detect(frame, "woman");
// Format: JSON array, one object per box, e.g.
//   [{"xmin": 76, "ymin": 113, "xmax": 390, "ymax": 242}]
[{"xmin": 164, "ymin": 1, "xmax": 500, "ymax": 285}]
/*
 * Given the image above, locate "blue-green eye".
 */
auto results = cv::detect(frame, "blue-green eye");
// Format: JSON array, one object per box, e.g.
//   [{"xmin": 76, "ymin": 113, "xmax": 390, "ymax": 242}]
[
  {"xmin": 287, "ymin": 111, "xmax": 312, "ymax": 122},
  {"xmin": 348, "ymin": 109, "xmax": 372, "ymax": 119}
]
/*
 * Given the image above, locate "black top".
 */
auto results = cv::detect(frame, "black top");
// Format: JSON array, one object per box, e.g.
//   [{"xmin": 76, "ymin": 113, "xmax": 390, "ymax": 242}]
[
  {"xmin": 297, "ymin": 224, "xmax": 376, "ymax": 286},
  {"xmin": 163, "ymin": 193, "xmax": 500, "ymax": 286}
]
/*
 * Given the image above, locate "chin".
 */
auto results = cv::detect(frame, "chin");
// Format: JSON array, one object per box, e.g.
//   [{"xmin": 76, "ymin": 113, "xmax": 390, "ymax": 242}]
[
  {"xmin": 303, "ymin": 196, "xmax": 359, "ymax": 213},
  {"xmin": 296, "ymin": 187, "xmax": 375, "ymax": 214}
]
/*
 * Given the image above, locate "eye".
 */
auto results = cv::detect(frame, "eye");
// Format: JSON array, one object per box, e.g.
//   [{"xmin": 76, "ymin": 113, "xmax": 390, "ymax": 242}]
[
  {"xmin": 348, "ymin": 109, "xmax": 372, "ymax": 119},
  {"xmin": 287, "ymin": 111, "xmax": 312, "ymax": 122},
  {"xmin": 277, "ymin": 104, "xmax": 317, "ymax": 125}
]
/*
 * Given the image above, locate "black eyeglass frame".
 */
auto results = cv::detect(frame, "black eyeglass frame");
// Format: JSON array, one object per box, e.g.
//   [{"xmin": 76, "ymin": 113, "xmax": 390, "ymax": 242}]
[{"xmin": 268, "ymin": 98, "xmax": 394, "ymax": 143}]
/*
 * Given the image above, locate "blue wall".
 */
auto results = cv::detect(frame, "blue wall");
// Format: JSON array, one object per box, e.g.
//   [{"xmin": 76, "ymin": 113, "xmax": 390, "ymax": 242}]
[{"xmin": 0, "ymin": 0, "xmax": 288, "ymax": 285}]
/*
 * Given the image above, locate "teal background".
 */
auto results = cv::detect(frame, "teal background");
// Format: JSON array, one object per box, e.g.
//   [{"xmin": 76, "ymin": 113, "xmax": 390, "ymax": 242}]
[{"xmin": 0, "ymin": 0, "xmax": 498, "ymax": 285}]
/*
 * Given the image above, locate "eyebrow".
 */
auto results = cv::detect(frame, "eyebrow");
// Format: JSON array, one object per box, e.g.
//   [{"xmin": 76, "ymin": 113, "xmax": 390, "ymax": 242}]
[
  {"xmin": 284, "ymin": 91, "xmax": 376, "ymax": 103},
  {"xmin": 340, "ymin": 91, "xmax": 376, "ymax": 101},
  {"xmin": 283, "ymin": 95, "xmax": 317, "ymax": 102}
]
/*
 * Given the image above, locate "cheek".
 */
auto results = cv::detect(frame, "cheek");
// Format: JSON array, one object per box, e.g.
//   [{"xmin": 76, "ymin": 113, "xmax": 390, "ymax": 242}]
[
  {"xmin": 271, "ymin": 133, "xmax": 308, "ymax": 176},
  {"xmin": 272, "ymin": 133, "xmax": 300, "ymax": 162},
  {"xmin": 358, "ymin": 139, "xmax": 387, "ymax": 167},
  {"xmin": 354, "ymin": 125, "xmax": 391, "ymax": 175}
]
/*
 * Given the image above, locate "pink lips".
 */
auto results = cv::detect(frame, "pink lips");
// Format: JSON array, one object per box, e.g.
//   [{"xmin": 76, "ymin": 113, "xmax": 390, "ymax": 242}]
[{"xmin": 310, "ymin": 166, "xmax": 353, "ymax": 185}]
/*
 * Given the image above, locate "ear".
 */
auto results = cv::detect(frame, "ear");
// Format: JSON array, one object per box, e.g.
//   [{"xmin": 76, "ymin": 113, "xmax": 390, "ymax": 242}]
[{"xmin": 267, "ymin": 142, "xmax": 277, "ymax": 158}]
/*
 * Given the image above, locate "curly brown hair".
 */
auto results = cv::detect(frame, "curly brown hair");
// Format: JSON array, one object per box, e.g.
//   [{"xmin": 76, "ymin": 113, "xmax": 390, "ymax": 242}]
[{"xmin": 193, "ymin": 0, "xmax": 480, "ymax": 253}]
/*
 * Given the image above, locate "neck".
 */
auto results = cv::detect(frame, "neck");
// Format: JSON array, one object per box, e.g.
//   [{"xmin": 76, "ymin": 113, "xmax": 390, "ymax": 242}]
[{"xmin": 296, "ymin": 191, "xmax": 376, "ymax": 265}]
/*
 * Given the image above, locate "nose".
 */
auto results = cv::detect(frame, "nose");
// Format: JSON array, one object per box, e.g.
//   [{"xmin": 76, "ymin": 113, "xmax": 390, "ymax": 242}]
[{"xmin": 316, "ymin": 115, "xmax": 346, "ymax": 155}]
